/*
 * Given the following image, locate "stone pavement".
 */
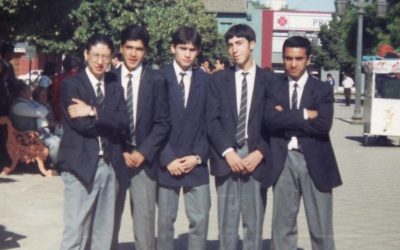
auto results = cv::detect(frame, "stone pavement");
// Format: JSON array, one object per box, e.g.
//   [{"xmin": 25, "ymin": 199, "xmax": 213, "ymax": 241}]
[{"xmin": 1, "ymin": 99, "xmax": 400, "ymax": 250}]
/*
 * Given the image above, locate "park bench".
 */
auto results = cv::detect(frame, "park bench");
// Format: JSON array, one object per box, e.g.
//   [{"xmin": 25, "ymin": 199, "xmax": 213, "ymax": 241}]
[{"xmin": 0, "ymin": 116, "xmax": 54, "ymax": 177}]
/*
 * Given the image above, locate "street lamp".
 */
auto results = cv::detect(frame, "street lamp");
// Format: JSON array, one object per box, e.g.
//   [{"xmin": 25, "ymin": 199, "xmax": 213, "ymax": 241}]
[{"xmin": 335, "ymin": 0, "xmax": 388, "ymax": 122}]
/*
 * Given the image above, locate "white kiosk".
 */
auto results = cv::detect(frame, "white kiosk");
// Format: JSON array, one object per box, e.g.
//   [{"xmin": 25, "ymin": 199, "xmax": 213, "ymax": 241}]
[{"xmin": 362, "ymin": 59, "xmax": 400, "ymax": 145}]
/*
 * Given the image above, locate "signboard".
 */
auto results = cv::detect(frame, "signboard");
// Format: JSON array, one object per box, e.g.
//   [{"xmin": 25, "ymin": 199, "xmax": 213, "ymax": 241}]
[
  {"xmin": 362, "ymin": 60, "xmax": 400, "ymax": 74},
  {"xmin": 370, "ymin": 99, "xmax": 400, "ymax": 136},
  {"xmin": 25, "ymin": 46, "xmax": 36, "ymax": 60},
  {"xmin": 273, "ymin": 11, "xmax": 332, "ymax": 31}
]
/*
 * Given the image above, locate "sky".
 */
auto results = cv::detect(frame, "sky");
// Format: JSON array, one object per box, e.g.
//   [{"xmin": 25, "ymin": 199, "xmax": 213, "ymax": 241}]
[{"xmin": 286, "ymin": 0, "xmax": 335, "ymax": 12}]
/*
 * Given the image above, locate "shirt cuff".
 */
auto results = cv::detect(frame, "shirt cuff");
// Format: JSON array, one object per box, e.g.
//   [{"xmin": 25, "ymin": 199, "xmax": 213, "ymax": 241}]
[
  {"xmin": 303, "ymin": 108, "xmax": 308, "ymax": 120},
  {"xmin": 222, "ymin": 147, "xmax": 234, "ymax": 157}
]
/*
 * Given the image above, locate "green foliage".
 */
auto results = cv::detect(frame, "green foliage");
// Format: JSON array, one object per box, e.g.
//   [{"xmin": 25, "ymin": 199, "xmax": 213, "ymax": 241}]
[
  {"xmin": 316, "ymin": 0, "xmax": 400, "ymax": 75},
  {"xmin": 0, "ymin": 0, "xmax": 223, "ymax": 67},
  {"xmin": 142, "ymin": 0, "xmax": 221, "ymax": 66}
]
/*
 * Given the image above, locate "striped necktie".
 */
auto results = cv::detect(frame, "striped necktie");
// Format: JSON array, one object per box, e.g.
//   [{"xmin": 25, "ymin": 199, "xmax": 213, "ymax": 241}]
[
  {"xmin": 96, "ymin": 82, "xmax": 104, "ymax": 104},
  {"xmin": 126, "ymin": 73, "xmax": 136, "ymax": 145},
  {"xmin": 96, "ymin": 82, "xmax": 108, "ymax": 161},
  {"xmin": 292, "ymin": 82, "xmax": 298, "ymax": 110},
  {"xmin": 235, "ymin": 72, "xmax": 249, "ymax": 148},
  {"xmin": 179, "ymin": 72, "xmax": 186, "ymax": 105}
]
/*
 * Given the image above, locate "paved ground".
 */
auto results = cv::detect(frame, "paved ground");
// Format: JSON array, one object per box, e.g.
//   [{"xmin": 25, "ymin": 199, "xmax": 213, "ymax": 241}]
[{"xmin": 1, "ymin": 98, "xmax": 400, "ymax": 250}]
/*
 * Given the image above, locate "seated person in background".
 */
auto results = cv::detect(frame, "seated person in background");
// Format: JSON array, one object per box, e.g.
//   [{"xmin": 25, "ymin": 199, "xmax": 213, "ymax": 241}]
[
  {"xmin": 32, "ymin": 87, "xmax": 61, "ymax": 165},
  {"xmin": 9, "ymin": 82, "xmax": 60, "ymax": 165}
]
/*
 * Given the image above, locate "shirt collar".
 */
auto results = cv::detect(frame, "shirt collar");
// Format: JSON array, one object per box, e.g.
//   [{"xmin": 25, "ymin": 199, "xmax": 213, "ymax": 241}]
[
  {"xmin": 235, "ymin": 60, "xmax": 256, "ymax": 77},
  {"xmin": 85, "ymin": 67, "xmax": 104, "ymax": 87},
  {"xmin": 289, "ymin": 71, "xmax": 309, "ymax": 89},
  {"xmin": 173, "ymin": 60, "xmax": 193, "ymax": 79},
  {"xmin": 122, "ymin": 63, "xmax": 143, "ymax": 79}
]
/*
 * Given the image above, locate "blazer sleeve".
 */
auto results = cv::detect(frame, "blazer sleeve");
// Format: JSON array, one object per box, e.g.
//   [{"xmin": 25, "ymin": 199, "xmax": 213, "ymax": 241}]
[
  {"xmin": 192, "ymin": 119, "xmax": 209, "ymax": 163},
  {"xmin": 263, "ymin": 82, "xmax": 305, "ymax": 134},
  {"xmin": 206, "ymin": 75, "xmax": 234, "ymax": 155},
  {"xmin": 302, "ymin": 83, "xmax": 334, "ymax": 136},
  {"xmin": 95, "ymin": 84, "xmax": 129, "ymax": 135},
  {"xmin": 136, "ymin": 74, "xmax": 170, "ymax": 162},
  {"xmin": 60, "ymin": 78, "xmax": 98, "ymax": 137}
]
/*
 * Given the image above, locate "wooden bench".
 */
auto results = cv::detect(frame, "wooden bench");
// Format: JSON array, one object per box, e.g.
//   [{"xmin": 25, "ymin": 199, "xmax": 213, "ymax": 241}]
[{"xmin": 0, "ymin": 116, "xmax": 54, "ymax": 177}]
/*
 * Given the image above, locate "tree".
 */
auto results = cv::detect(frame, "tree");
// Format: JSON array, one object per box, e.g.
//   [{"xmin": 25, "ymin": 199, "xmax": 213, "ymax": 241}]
[
  {"xmin": 0, "ymin": 0, "xmax": 80, "ymax": 49},
  {"xmin": 315, "ymin": 0, "xmax": 400, "ymax": 76},
  {"xmin": 1, "ymin": 0, "xmax": 225, "ymax": 67}
]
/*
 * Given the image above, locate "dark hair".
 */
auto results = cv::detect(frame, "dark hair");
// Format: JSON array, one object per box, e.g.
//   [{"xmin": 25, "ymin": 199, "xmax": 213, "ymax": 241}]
[
  {"xmin": 42, "ymin": 62, "xmax": 56, "ymax": 76},
  {"xmin": 198, "ymin": 56, "xmax": 210, "ymax": 64},
  {"xmin": 62, "ymin": 55, "xmax": 81, "ymax": 72},
  {"xmin": 171, "ymin": 26, "xmax": 202, "ymax": 49},
  {"xmin": 216, "ymin": 56, "xmax": 230, "ymax": 68},
  {"xmin": 14, "ymin": 81, "xmax": 29, "ymax": 97},
  {"xmin": 120, "ymin": 25, "xmax": 150, "ymax": 49},
  {"xmin": 113, "ymin": 52, "xmax": 123, "ymax": 61},
  {"xmin": 85, "ymin": 33, "xmax": 114, "ymax": 54},
  {"xmin": 1, "ymin": 42, "xmax": 14, "ymax": 57},
  {"xmin": 327, "ymin": 73, "xmax": 332, "ymax": 77},
  {"xmin": 384, "ymin": 52, "xmax": 400, "ymax": 59},
  {"xmin": 282, "ymin": 36, "xmax": 311, "ymax": 58},
  {"xmin": 224, "ymin": 24, "xmax": 256, "ymax": 43},
  {"xmin": 32, "ymin": 87, "xmax": 47, "ymax": 101}
]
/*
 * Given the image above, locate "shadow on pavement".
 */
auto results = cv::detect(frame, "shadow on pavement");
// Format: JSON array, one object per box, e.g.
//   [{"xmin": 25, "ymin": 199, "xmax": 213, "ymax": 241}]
[
  {"xmin": 0, "ymin": 177, "xmax": 16, "ymax": 184},
  {"xmin": 0, "ymin": 225, "xmax": 26, "ymax": 249}
]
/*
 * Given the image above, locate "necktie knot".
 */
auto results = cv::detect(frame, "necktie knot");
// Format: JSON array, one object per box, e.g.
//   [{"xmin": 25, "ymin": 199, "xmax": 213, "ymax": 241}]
[
  {"xmin": 127, "ymin": 73, "xmax": 133, "ymax": 80},
  {"xmin": 180, "ymin": 72, "xmax": 186, "ymax": 78},
  {"xmin": 294, "ymin": 82, "xmax": 298, "ymax": 89},
  {"xmin": 242, "ymin": 72, "xmax": 249, "ymax": 78}
]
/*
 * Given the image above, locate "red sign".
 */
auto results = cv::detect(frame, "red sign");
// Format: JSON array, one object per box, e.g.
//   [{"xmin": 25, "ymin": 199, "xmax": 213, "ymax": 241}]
[{"xmin": 277, "ymin": 16, "xmax": 288, "ymax": 27}]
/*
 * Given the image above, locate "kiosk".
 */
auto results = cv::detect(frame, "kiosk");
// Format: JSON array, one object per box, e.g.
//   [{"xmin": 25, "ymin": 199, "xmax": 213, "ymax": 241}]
[{"xmin": 362, "ymin": 59, "xmax": 400, "ymax": 146}]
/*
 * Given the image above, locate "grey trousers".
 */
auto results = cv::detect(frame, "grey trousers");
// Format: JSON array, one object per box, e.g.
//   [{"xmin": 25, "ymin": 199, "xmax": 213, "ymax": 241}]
[
  {"xmin": 113, "ymin": 168, "xmax": 157, "ymax": 250},
  {"xmin": 60, "ymin": 159, "xmax": 116, "ymax": 250},
  {"xmin": 157, "ymin": 184, "xmax": 211, "ymax": 250},
  {"xmin": 215, "ymin": 143, "xmax": 267, "ymax": 250},
  {"xmin": 271, "ymin": 150, "xmax": 335, "ymax": 250}
]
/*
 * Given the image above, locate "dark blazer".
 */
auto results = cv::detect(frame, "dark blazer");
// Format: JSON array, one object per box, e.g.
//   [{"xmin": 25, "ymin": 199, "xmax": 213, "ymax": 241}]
[
  {"xmin": 57, "ymin": 70, "xmax": 129, "ymax": 188},
  {"xmin": 113, "ymin": 65, "xmax": 170, "ymax": 180},
  {"xmin": 157, "ymin": 65, "xmax": 210, "ymax": 188},
  {"xmin": 206, "ymin": 66, "xmax": 271, "ymax": 180},
  {"xmin": 263, "ymin": 74, "xmax": 342, "ymax": 192}
]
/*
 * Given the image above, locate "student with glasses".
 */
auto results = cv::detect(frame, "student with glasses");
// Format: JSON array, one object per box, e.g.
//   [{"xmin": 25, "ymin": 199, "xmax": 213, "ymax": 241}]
[{"xmin": 57, "ymin": 33, "xmax": 129, "ymax": 250}]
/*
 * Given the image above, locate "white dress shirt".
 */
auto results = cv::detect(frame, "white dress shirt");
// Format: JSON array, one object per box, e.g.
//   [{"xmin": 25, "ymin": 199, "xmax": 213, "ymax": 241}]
[
  {"xmin": 173, "ymin": 60, "xmax": 193, "ymax": 108},
  {"xmin": 235, "ymin": 62, "xmax": 256, "ymax": 140},
  {"xmin": 85, "ymin": 67, "xmax": 105, "ymax": 155},
  {"xmin": 121, "ymin": 63, "xmax": 142, "ymax": 126},
  {"xmin": 288, "ymin": 71, "xmax": 309, "ymax": 150},
  {"xmin": 222, "ymin": 61, "xmax": 256, "ymax": 156}
]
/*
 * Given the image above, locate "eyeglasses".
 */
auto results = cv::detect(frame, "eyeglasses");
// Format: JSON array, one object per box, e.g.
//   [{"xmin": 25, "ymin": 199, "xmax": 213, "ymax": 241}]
[{"xmin": 88, "ymin": 53, "xmax": 111, "ymax": 63}]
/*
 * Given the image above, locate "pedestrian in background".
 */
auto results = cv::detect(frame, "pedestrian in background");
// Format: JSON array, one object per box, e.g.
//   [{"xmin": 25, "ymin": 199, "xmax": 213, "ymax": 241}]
[{"xmin": 342, "ymin": 73, "xmax": 354, "ymax": 106}]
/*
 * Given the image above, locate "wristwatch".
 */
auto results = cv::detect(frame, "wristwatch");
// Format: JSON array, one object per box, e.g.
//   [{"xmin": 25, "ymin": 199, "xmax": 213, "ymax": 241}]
[{"xmin": 195, "ymin": 155, "xmax": 202, "ymax": 165}]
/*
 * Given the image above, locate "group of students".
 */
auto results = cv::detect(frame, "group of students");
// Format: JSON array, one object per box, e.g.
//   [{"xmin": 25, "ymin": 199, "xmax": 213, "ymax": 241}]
[{"xmin": 57, "ymin": 23, "xmax": 342, "ymax": 250}]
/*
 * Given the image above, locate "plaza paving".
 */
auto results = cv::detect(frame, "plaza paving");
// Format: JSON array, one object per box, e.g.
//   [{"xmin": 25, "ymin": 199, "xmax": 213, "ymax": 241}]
[{"xmin": 1, "ymin": 99, "xmax": 399, "ymax": 250}]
